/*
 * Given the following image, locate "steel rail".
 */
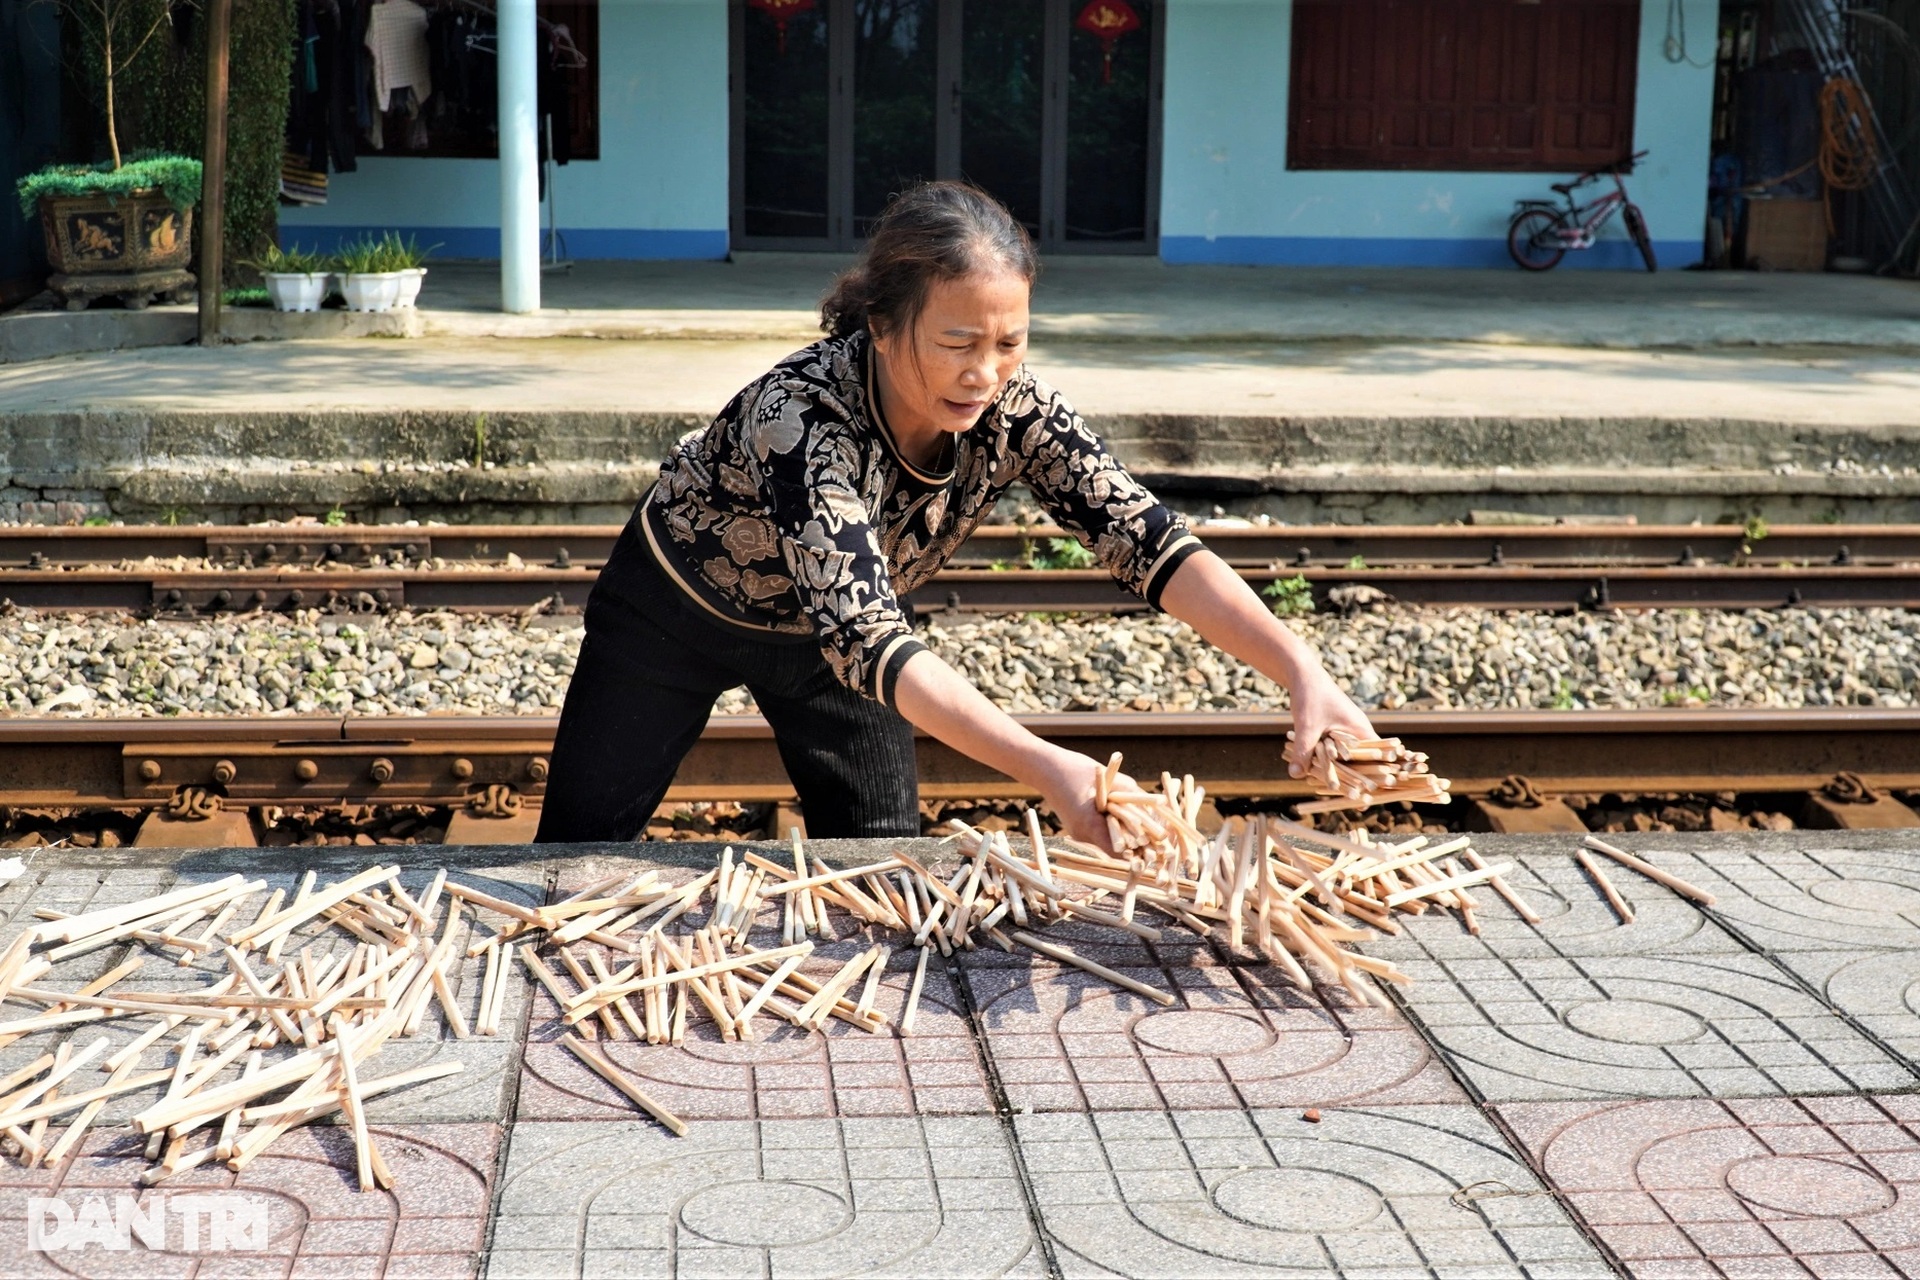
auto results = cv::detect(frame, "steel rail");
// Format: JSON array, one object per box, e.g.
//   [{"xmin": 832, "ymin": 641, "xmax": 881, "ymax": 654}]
[
  {"xmin": 4, "ymin": 524, "xmax": 1920, "ymax": 614},
  {"xmin": 12, "ymin": 565, "xmax": 1920, "ymax": 616},
  {"xmin": 2, "ymin": 708, "xmax": 1915, "ymax": 809},
  {"xmin": 4, "ymin": 522, "xmax": 1917, "ymax": 569}
]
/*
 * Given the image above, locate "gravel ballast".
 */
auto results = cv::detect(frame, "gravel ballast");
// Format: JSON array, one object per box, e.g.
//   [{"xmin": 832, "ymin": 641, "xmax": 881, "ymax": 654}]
[{"xmin": 0, "ymin": 603, "xmax": 1908, "ymax": 718}]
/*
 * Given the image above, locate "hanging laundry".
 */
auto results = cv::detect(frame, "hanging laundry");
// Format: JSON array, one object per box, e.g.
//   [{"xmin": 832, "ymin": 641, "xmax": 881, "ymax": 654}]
[
  {"xmin": 427, "ymin": 6, "xmax": 497, "ymax": 141},
  {"xmin": 366, "ymin": 0, "xmax": 433, "ymax": 107},
  {"xmin": 280, "ymin": 150, "xmax": 329, "ymax": 205},
  {"xmin": 540, "ymin": 22, "xmax": 576, "ymax": 168},
  {"xmin": 283, "ymin": 0, "xmax": 364, "ymax": 206}
]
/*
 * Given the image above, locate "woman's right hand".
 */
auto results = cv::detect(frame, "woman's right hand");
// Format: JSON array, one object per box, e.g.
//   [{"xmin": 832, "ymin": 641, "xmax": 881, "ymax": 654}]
[{"xmin": 1036, "ymin": 748, "xmax": 1134, "ymax": 855}]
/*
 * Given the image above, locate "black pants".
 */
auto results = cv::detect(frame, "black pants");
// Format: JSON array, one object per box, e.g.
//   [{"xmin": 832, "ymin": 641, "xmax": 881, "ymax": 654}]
[{"xmin": 534, "ymin": 525, "xmax": 921, "ymax": 843}]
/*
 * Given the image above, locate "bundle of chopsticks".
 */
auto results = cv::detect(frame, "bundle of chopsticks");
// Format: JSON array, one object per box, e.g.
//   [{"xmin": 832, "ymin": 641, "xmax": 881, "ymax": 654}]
[
  {"xmin": 0, "ymin": 865, "xmax": 487, "ymax": 1190},
  {"xmin": 1029, "ymin": 752, "xmax": 1522, "ymax": 1005},
  {"xmin": 1288, "ymin": 725, "xmax": 1452, "ymax": 814}
]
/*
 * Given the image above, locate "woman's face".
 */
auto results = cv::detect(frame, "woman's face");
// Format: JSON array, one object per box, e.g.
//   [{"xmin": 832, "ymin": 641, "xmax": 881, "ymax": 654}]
[{"xmin": 872, "ymin": 268, "xmax": 1031, "ymax": 436}]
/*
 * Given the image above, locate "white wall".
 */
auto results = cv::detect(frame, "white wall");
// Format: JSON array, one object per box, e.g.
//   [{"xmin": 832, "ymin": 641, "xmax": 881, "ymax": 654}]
[{"xmin": 1159, "ymin": 0, "xmax": 1717, "ymax": 267}]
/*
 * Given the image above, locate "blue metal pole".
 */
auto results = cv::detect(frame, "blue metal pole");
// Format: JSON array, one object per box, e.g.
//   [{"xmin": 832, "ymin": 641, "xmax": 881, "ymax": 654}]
[{"xmin": 497, "ymin": 0, "xmax": 540, "ymax": 313}]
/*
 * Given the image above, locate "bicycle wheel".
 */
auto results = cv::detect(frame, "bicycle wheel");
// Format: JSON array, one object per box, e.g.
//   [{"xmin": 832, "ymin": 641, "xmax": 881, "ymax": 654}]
[
  {"xmin": 1623, "ymin": 203, "xmax": 1657, "ymax": 272},
  {"xmin": 1507, "ymin": 208, "xmax": 1567, "ymax": 271}
]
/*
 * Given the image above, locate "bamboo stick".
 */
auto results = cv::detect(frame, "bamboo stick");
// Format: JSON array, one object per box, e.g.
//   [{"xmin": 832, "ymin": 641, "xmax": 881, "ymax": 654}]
[
  {"xmin": 1009, "ymin": 932, "xmax": 1174, "ymax": 1006},
  {"xmin": 1463, "ymin": 849, "xmax": 1544, "ymax": 924},
  {"xmin": 1581, "ymin": 835, "xmax": 1717, "ymax": 906},
  {"xmin": 33, "ymin": 875, "xmax": 249, "ymax": 945},
  {"xmin": 900, "ymin": 945, "xmax": 930, "ymax": 1036},
  {"xmin": 1575, "ymin": 849, "xmax": 1635, "ymax": 925},
  {"xmin": 561, "ymin": 1035, "xmax": 686, "ymax": 1136},
  {"xmin": 230, "ymin": 867, "xmax": 397, "ymax": 948}
]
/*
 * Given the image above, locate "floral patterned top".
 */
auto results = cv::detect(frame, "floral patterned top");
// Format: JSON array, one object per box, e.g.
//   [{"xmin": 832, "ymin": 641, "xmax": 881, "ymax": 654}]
[{"xmin": 641, "ymin": 330, "xmax": 1201, "ymax": 706}]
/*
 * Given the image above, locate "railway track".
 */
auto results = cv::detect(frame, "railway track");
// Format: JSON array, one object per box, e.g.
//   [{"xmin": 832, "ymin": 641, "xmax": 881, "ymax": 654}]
[
  {"xmin": 4, "ymin": 708, "xmax": 1918, "ymax": 845},
  {"xmin": 1, "ymin": 524, "xmax": 1918, "ymax": 614}
]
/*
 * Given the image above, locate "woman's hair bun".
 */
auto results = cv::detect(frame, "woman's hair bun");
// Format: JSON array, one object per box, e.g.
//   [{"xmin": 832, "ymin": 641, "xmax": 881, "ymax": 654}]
[{"xmin": 820, "ymin": 181, "xmax": 1038, "ymax": 339}]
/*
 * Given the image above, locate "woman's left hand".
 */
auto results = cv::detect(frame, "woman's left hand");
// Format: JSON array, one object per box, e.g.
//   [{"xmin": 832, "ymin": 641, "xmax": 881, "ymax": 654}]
[{"xmin": 1286, "ymin": 667, "xmax": 1378, "ymax": 777}]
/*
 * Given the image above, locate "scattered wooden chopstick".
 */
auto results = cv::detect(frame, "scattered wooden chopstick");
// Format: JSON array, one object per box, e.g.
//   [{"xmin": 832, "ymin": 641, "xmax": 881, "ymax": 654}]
[
  {"xmin": 1582, "ymin": 835, "xmax": 1717, "ymax": 906},
  {"xmin": 1574, "ymin": 848, "xmax": 1636, "ymax": 925}
]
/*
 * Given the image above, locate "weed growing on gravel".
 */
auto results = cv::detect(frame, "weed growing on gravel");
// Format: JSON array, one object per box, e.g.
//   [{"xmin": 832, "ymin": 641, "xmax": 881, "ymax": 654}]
[
  {"xmin": 1028, "ymin": 537, "xmax": 1096, "ymax": 570},
  {"xmin": 1262, "ymin": 574, "xmax": 1315, "ymax": 617}
]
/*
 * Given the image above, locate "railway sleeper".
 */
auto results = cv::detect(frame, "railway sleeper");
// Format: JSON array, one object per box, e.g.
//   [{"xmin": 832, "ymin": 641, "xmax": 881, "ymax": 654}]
[{"xmin": 1801, "ymin": 772, "xmax": 1920, "ymax": 830}]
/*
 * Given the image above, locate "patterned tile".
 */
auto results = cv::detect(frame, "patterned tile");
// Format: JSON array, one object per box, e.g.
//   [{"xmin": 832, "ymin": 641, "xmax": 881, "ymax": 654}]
[
  {"xmin": 1017, "ymin": 1105, "xmax": 1609, "ymax": 1278},
  {"xmin": 486, "ymin": 1117, "xmax": 1042, "ymax": 1279},
  {"xmin": 1771, "ymin": 950, "xmax": 1920, "ymax": 1073},
  {"xmin": 1362, "ymin": 843, "xmax": 1739, "ymax": 966},
  {"xmin": 1393, "ymin": 947, "xmax": 1913, "ymax": 1102},
  {"xmin": 1581, "ymin": 839, "xmax": 1920, "ymax": 955},
  {"xmin": 515, "ymin": 955, "xmax": 991, "ymax": 1121},
  {"xmin": 965, "ymin": 957, "xmax": 1462, "ymax": 1112},
  {"xmin": 1503, "ymin": 1095, "xmax": 1920, "ymax": 1279},
  {"xmin": 0, "ymin": 1122, "xmax": 498, "ymax": 1279}
]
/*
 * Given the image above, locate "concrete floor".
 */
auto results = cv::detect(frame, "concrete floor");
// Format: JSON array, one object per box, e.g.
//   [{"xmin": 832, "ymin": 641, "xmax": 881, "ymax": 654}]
[
  {"xmin": 11, "ymin": 334, "xmax": 1920, "ymax": 429},
  {"xmin": 412, "ymin": 254, "xmax": 1920, "ymax": 349},
  {"xmin": 9, "ymin": 256, "xmax": 1920, "ymax": 353},
  {"xmin": 9, "ymin": 329, "xmax": 1920, "ymax": 525},
  {"xmin": 5, "ymin": 258, "xmax": 1920, "ymax": 525},
  {"xmin": 7, "ymin": 831, "xmax": 1920, "ymax": 1278}
]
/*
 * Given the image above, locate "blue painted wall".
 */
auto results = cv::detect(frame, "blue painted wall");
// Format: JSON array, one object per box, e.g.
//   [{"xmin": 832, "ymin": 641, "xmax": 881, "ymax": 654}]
[
  {"xmin": 1158, "ymin": 0, "xmax": 1717, "ymax": 268},
  {"xmin": 283, "ymin": 0, "xmax": 1714, "ymax": 269},
  {"xmin": 280, "ymin": 0, "xmax": 729, "ymax": 260}
]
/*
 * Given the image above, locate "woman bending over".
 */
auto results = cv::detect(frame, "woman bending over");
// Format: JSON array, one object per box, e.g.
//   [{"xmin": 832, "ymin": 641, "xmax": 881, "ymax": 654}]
[{"xmin": 536, "ymin": 181, "xmax": 1374, "ymax": 848}]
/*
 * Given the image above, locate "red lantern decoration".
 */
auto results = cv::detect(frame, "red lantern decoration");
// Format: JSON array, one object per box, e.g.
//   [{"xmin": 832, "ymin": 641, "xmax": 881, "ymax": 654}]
[
  {"xmin": 750, "ymin": 0, "xmax": 816, "ymax": 56},
  {"xmin": 1075, "ymin": 0, "xmax": 1142, "ymax": 84}
]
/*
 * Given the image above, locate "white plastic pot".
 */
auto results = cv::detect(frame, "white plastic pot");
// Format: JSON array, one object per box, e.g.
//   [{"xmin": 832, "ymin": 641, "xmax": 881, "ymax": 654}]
[
  {"xmin": 395, "ymin": 266, "xmax": 427, "ymax": 308},
  {"xmin": 340, "ymin": 271, "xmax": 403, "ymax": 313},
  {"xmin": 262, "ymin": 271, "xmax": 329, "ymax": 313}
]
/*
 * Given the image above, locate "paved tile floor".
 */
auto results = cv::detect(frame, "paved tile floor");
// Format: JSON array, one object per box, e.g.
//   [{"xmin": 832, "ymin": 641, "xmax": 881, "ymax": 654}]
[{"xmin": 8, "ymin": 832, "xmax": 1920, "ymax": 1277}]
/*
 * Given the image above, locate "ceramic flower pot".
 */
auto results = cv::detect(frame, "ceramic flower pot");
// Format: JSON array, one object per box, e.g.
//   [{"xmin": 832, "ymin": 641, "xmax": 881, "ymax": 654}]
[
  {"xmin": 340, "ymin": 271, "xmax": 403, "ymax": 312},
  {"xmin": 38, "ymin": 189, "xmax": 194, "ymax": 276},
  {"xmin": 395, "ymin": 266, "xmax": 427, "ymax": 308},
  {"xmin": 263, "ymin": 271, "xmax": 329, "ymax": 312}
]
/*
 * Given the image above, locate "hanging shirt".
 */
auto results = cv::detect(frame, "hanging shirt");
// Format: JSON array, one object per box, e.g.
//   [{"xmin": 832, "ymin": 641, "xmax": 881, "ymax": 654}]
[
  {"xmin": 366, "ymin": 0, "xmax": 431, "ymax": 106},
  {"xmin": 638, "ymin": 330, "xmax": 1201, "ymax": 706}
]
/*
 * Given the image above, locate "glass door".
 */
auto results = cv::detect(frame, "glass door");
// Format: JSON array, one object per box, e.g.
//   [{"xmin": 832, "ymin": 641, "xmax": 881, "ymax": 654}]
[
  {"xmin": 853, "ymin": 0, "xmax": 942, "ymax": 237},
  {"xmin": 959, "ymin": 0, "xmax": 1045, "ymax": 240},
  {"xmin": 737, "ymin": 0, "xmax": 834, "ymax": 239},
  {"xmin": 733, "ymin": 0, "xmax": 1159, "ymax": 253},
  {"xmin": 1064, "ymin": 0, "xmax": 1156, "ymax": 245}
]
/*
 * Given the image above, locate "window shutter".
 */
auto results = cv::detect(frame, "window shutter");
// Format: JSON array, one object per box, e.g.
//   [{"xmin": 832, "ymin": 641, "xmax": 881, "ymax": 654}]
[{"xmin": 1289, "ymin": 0, "xmax": 1639, "ymax": 172}]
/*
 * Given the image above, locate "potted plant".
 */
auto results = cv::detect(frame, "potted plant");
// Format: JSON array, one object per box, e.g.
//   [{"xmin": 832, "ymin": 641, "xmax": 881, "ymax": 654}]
[
  {"xmin": 14, "ymin": 0, "xmax": 201, "ymax": 310},
  {"xmin": 243, "ymin": 243, "xmax": 330, "ymax": 312},
  {"xmin": 336, "ymin": 236, "xmax": 402, "ymax": 313},
  {"xmin": 382, "ymin": 233, "xmax": 436, "ymax": 308}
]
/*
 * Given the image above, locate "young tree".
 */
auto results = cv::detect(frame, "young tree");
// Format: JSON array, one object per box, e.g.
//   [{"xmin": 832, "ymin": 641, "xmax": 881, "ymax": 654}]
[{"xmin": 38, "ymin": 0, "xmax": 192, "ymax": 169}]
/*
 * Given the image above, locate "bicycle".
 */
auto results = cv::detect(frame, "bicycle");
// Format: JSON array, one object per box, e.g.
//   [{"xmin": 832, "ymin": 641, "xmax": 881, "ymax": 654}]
[{"xmin": 1507, "ymin": 150, "xmax": 1657, "ymax": 272}]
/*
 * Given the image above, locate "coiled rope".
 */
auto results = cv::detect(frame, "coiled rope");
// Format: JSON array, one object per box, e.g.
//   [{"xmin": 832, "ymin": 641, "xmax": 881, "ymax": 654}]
[
  {"xmin": 1818, "ymin": 78, "xmax": 1880, "ymax": 195},
  {"xmin": 1743, "ymin": 77, "xmax": 1880, "ymax": 234}
]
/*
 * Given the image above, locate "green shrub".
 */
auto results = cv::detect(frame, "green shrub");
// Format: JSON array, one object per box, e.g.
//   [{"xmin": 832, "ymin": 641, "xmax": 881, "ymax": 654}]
[
  {"xmin": 116, "ymin": 0, "xmax": 295, "ymax": 282},
  {"xmin": 1261, "ymin": 574, "xmax": 1315, "ymax": 617},
  {"xmin": 333, "ymin": 237, "xmax": 383, "ymax": 274},
  {"xmin": 15, "ymin": 153, "xmax": 202, "ymax": 217},
  {"xmin": 378, "ymin": 232, "xmax": 437, "ymax": 270},
  {"xmin": 1028, "ymin": 537, "xmax": 1097, "ymax": 570},
  {"xmin": 335, "ymin": 235, "xmax": 419, "ymax": 274},
  {"xmin": 242, "ymin": 243, "xmax": 328, "ymax": 275}
]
